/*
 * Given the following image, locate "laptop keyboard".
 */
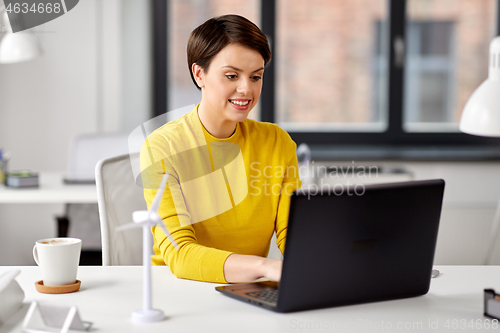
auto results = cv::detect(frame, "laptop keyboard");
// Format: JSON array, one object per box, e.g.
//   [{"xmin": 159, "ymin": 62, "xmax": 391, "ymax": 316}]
[{"xmin": 246, "ymin": 289, "xmax": 279, "ymax": 304}]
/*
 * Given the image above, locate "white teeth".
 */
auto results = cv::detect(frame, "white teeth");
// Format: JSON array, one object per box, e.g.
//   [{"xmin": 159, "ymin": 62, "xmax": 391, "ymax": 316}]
[{"xmin": 230, "ymin": 100, "xmax": 249, "ymax": 106}]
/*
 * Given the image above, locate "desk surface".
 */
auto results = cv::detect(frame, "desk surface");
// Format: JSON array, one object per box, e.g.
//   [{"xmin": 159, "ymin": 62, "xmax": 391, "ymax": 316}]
[
  {"xmin": 0, "ymin": 172, "xmax": 97, "ymax": 204},
  {"xmin": 1, "ymin": 265, "xmax": 499, "ymax": 333}
]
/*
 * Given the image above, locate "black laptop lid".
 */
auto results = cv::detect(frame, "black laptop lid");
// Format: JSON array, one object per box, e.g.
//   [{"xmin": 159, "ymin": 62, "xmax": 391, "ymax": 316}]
[{"xmin": 277, "ymin": 179, "xmax": 445, "ymax": 313}]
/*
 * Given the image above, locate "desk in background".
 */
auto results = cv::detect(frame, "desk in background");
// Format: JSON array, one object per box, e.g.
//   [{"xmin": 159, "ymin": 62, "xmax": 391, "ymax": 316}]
[
  {"xmin": 0, "ymin": 173, "xmax": 98, "ymax": 265},
  {"xmin": 0, "ymin": 172, "xmax": 96, "ymax": 204},
  {"xmin": 0, "ymin": 266, "xmax": 498, "ymax": 333}
]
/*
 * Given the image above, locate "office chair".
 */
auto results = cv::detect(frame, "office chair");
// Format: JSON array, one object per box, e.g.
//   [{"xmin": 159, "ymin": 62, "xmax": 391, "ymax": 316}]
[
  {"xmin": 96, "ymin": 153, "xmax": 144, "ymax": 265},
  {"xmin": 58, "ymin": 133, "xmax": 129, "ymax": 264}
]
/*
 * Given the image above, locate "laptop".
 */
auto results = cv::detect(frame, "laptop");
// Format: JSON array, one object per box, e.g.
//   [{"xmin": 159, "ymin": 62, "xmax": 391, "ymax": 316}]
[{"xmin": 216, "ymin": 179, "xmax": 445, "ymax": 312}]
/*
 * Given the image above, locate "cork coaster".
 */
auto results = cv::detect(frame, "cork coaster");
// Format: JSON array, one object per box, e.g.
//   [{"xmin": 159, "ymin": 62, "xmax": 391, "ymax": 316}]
[{"xmin": 35, "ymin": 280, "xmax": 81, "ymax": 294}]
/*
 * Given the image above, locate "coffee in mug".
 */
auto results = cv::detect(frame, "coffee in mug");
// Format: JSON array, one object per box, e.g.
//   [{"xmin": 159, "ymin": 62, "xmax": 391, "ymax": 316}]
[{"xmin": 33, "ymin": 237, "xmax": 82, "ymax": 287}]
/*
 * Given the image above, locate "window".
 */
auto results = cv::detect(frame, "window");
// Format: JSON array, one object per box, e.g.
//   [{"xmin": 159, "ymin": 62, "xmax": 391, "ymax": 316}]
[
  {"xmin": 154, "ymin": 0, "xmax": 500, "ymax": 155},
  {"xmin": 404, "ymin": 21, "xmax": 455, "ymax": 129},
  {"xmin": 404, "ymin": 0, "xmax": 497, "ymax": 133},
  {"xmin": 274, "ymin": 0, "xmax": 388, "ymax": 132},
  {"xmin": 152, "ymin": 0, "xmax": 260, "ymax": 122},
  {"xmin": 167, "ymin": 0, "xmax": 260, "ymax": 113},
  {"xmin": 275, "ymin": 0, "xmax": 389, "ymax": 133}
]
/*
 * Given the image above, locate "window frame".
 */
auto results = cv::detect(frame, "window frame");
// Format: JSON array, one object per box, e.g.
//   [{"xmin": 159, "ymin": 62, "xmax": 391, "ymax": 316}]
[
  {"xmin": 259, "ymin": 0, "xmax": 500, "ymax": 148},
  {"xmin": 153, "ymin": 0, "xmax": 500, "ymax": 158}
]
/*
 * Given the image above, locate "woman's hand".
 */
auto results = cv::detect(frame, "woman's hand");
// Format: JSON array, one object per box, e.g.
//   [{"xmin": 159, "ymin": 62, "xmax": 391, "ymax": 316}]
[
  {"xmin": 259, "ymin": 258, "xmax": 283, "ymax": 282},
  {"xmin": 224, "ymin": 254, "xmax": 283, "ymax": 283}
]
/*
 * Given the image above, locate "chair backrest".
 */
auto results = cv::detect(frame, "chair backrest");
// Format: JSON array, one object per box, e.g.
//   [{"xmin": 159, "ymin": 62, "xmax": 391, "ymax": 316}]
[
  {"xmin": 96, "ymin": 153, "xmax": 145, "ymax": 265},
  {"xmin": 68, "ymin": 133, "xmax": 129, "ymax": 181}
]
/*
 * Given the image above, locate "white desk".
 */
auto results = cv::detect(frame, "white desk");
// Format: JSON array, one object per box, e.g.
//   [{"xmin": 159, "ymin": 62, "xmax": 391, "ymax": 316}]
[
  {"xmin": 0, "ymin": 172, "xmax": 97, "ymax": 204},
  {"xmin": 0, "ymin": 266, "xmax": 499, "ymax": 333}
]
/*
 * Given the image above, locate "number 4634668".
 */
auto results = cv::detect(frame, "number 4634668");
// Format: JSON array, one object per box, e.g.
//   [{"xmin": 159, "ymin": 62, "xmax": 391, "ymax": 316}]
[
  {"xmin": 6, "ymin": 2, "xmax": 62, "ymax": 14},
  {"xmin": 444, "ymin": 319, "xmax": 499, "ymax": 330}
]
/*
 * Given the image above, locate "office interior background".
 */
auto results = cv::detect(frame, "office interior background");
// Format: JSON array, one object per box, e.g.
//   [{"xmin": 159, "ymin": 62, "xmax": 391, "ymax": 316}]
[{"xmin": 1, "ymin": 0, "xmax": 500, "ymax": 265}]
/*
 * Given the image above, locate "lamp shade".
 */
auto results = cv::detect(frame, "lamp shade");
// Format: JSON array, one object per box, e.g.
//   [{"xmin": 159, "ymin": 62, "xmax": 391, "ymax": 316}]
[
  {"xmin": 459, "ymin": 37, "xmax": 500, "ymax": 137},
  {"xmin": 0, "ymin": 12, "xmax": 42, "ymax": 64}
]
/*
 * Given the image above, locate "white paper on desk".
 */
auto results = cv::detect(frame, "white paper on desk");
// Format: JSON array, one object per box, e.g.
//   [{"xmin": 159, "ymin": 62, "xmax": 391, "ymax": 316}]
[{"xmin": 0, "ymin": 269, "xmax": 25, "ymax": 325}]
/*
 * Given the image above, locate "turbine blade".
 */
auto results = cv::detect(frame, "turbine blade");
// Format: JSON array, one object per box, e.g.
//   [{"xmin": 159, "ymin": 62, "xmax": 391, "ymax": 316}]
[
  {"xmin": 150, "ymin": 173, "xmax": 169, "ymax": 213},
  {"xmin": 152, "ymin": 215, "xmax": 179, "ymax": 250},
  {"xmin": 117, "ymin": 222, "xmax": 143, "ymax": 232},
  {"xmin": 159, "ymin": 223, "xmax": 179, "ymax": 250}
]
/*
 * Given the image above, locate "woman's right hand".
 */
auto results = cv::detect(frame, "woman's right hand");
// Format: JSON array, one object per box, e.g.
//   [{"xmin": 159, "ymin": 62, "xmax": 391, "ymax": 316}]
[
  {"xmin": 224, "ymin": 254, "xmax": 283, "ymax": 283},
  {"xmin": 259, "ymin": 258, "xmax": 283, "ymax": 282}
]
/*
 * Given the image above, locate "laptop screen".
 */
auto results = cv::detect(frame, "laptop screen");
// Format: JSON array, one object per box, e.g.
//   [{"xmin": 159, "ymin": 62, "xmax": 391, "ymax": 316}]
[{"xmin": 277, "ymin": 179, "xmax": 445, "ymax": 312}]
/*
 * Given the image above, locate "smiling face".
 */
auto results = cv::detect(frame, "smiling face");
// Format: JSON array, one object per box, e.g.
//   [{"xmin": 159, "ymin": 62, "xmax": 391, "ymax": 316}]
[{"xmin": 193, "ymin": 43, "xmax": 265, "ymax": 137}]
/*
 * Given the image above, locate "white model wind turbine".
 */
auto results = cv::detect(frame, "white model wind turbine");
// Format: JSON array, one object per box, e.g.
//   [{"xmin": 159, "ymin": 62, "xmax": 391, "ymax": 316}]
[{"xmin": 117, "ymin": 172, "xmax": 178, "ymax": 323}]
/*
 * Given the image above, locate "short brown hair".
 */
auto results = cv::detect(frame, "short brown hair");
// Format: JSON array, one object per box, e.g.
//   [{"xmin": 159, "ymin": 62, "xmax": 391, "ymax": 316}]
[{"xmin": 187, "ymin": 15, "xmax": 272, "ymax": 90}]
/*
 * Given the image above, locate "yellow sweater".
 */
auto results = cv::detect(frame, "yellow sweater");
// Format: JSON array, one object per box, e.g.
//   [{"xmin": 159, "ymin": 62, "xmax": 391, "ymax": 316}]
[{"xmin": 140, "ymin": 104, "xmax": 301, "ymax": 283}]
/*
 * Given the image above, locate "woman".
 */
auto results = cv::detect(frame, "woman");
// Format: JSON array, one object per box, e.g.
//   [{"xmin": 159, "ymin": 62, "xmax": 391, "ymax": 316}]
[{"xmin": 140, "ymin": 14, "xmax": 301, "ymax": 283}]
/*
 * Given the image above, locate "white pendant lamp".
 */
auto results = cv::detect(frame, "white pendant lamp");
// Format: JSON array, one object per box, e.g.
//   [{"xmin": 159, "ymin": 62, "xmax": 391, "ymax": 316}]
[
  {"xmin": 0, "ymin": 11, "xmax": 43, "ymax": 64},
  {"xmin": 459, "ymin": 36, "xmax": 500, "ymax": 265},
  {"xmin": 459, "ymin": 36, "xmax": 500, "ymax": 137}
]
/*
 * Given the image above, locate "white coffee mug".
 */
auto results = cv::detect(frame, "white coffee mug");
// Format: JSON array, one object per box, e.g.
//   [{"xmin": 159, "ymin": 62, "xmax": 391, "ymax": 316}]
[{"xmin": 33, "ymin": 238, "xmax": 82, "ymax": 287}]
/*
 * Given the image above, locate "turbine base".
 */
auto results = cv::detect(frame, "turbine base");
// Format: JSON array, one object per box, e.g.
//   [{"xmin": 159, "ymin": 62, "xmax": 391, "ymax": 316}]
[{"xmin": 131, "ymin": 309, "xmax": 164, "ymax": 323}]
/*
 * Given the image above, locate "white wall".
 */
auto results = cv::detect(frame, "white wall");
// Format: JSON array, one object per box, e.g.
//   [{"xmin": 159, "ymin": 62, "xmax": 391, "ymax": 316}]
[
  {"xmin": 121, "ymin": 0, "xmax": 152, "ymax": 133},
  {"xmin": 0, "ymin": 0, "xmax": 151, "ymax": 265},
  {"xmin": 0, "ymin": 0, "xmax": 98, "ymax": 171}
]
